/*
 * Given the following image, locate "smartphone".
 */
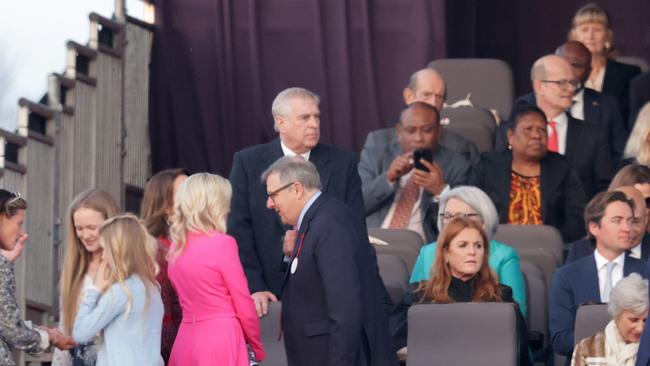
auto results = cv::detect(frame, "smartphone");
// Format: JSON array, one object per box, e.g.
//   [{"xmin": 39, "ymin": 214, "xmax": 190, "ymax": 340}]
[{"xmin": 413, "ymin": 149, "xmax": 433, "ymax": 171}]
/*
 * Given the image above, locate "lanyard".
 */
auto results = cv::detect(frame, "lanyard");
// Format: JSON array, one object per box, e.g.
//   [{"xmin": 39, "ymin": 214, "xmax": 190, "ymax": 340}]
[{"xmin": 294, "ymin": 233, "xmax": 306, "ymax": 259}]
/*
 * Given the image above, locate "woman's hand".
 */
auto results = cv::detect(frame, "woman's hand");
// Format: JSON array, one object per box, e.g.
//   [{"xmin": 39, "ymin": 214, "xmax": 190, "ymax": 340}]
[
  {"xmin": 0, "ymin": 233, "xmax": 28, "ymax": 262},
  {"xmin": 37, "ymin": 326, "xmax": 76, "ymax": 350},
  {"xmin": 94, "ymin": 261, "xmax": 110, "ymax": 292}
]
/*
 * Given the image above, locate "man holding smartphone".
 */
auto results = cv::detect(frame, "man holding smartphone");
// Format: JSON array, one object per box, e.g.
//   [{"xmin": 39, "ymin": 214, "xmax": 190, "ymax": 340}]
[{"xmin": 359, "ymin": 102, "xmax": 471, "ymax": 242}]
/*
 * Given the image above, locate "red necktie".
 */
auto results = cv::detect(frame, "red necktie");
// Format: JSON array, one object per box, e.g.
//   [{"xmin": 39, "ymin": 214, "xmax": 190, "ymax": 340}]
[{"xmin": 547, "ymin": 120, "xmax": 558, "ymax": 152}]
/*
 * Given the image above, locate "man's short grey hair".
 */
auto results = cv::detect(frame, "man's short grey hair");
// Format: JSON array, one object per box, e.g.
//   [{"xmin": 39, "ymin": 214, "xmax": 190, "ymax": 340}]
[
  {"xmin": 406, "ymin": 67, "xmax": 447, "ymax": 99},
  {"xmin": 437, "ymin": 186, "xmax": 499, "ymax": 239},
  {"xmin": 271, "ymin": 87, "xmax": 321, "ymax": 130},
  {"xmin": 260, "ymin": 156, "xmax": 322, "ymax": 190},
  {"xmin": 608, "ymin": 273, "xmax": 649, "ymax": 318}
]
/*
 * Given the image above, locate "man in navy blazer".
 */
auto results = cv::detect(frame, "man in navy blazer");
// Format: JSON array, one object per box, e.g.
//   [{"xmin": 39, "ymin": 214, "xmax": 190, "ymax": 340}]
[
  {"xmin": 262, "ymin": 157, "xmax": 398, "ymax": 366},
  {"xmin": 495, "ymin": 54, "xmax": 614, "ymax": 198},
  {"xmin": 496, "ymin": 43, "xmax": 628, "ymax": 160},
  {"xmin": 567, "ymin": 186, "xmax": 650, "ymax": 263},
  {"xmin": 550, "ymin": 191, "xmax": 648, "ymax": 363},
  {"xmin": 556, "ymin": 41, "xmax": 628, "ymax": 159},
  {"xmin": 228, "ymin": 87, "xmax": 365, "ymax": 316}
]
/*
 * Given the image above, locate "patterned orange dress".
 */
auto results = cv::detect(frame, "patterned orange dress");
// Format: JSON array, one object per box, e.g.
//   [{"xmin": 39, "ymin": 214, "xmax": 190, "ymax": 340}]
[{"xmin": 508, "ymin": 171, "xmax": 543, "ymax": 225}]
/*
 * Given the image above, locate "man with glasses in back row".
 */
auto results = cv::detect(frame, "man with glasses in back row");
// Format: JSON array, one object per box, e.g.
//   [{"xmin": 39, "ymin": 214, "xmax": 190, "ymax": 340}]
[{"xmin": 496, "ymin": 54, "xmax": 614, "ymax": 199}]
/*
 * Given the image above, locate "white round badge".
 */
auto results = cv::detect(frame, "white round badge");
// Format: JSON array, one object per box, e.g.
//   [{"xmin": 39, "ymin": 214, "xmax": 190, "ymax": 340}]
[{"xmin": 290, "ymin": 257, "xmax": 299, "ymax": 274}]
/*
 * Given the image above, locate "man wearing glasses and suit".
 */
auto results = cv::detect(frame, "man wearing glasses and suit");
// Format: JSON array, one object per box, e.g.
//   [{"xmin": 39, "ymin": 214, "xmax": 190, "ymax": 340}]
[{"xmin": 228, "ymin": 87, "xmax": 366, "ymax": 318}]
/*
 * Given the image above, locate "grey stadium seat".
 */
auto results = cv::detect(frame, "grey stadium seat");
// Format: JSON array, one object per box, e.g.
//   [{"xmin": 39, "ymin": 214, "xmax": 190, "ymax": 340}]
[
  {"xmin": 429, "ymin": 58, "xmax": 514, "ymax": 121},
  {"xmin": 441, "ymin": 106, "xmax": 496, "ymax": 152},
  {"xmin": 617, "ymin": 56, "xmax": 649, "ymax": 72},
  {"xmin": 377, "ymin": 254, "xmax": 410, "ymax": 304},
  {"xmin": 574, "ymin": 303, "xmax": 609, "ymax": 345},
  {"xmin": 368, "ymin": 228, "xmax": 424, "ymax": 272},
  {"xmin": 259, "ymin": 301, "xmax": 287, "ymax": 366},
  {"xmin": 493, "ymin": 224, "xmax": 564, "ymax": 289},
  {"xmin": 520, "ymin": 260, "xmax": 551, "ymax": 364},
  {"xmin": 407, "ymin": 303, "xmax": 519, "ymax": 366}
]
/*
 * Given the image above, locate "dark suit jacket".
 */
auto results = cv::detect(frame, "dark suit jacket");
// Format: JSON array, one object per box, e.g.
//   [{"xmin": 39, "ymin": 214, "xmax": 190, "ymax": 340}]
[
  {"xmin": 359, "ymin": 139, "xmax": 470, "ymax": 242},
  {"xmin": 636, "ymin": 260, "xmax": 650, "ymax": 366},
  {"xmin": 468, "ymin": 150, "xmax": 586, "ymax": 242},
  {"xmin": 602, "ymin": 58, "xmax": 641, "ymax": 125},
  {"xmin": 227, "ymin": 139, "xmax": 364, "ymax": 296},
  {"xmin": 550, "ymin": 254, "xmax": 648, "ymax": 360},
  {"xmin": 566, "ymin": 234, "xmax": 650, "ymax": 263},
  {"xmin": 364, "ymin": 126, "xmax": 480, "ymax": 163},
  {"xmin": 630, "ymin": 71, "xmax": 650, "ymax": 130},
  {"xmin": 281, "ymin": 194, "xmax": 398, "ymax": 366},
  {"xmin": 496, "ymin": 91, "xmax": 625, "ymax": 162}
]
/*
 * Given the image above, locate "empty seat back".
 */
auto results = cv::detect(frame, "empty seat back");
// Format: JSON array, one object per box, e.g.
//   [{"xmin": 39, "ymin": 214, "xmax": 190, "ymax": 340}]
[
  {"xmin": 259, "ymin": 301, "xmax": 287, "ymax": 366},
  {"xmin": 429, "ymin": 58, "xmax": 514, "ymax": 121},
  {"xmin": 377, "ymin": 254, "xmax": 409, "ymax": 303},
  {"xmin": 407, "ymin": 303, "xmax": 518, "ymax": 366},
  {"xmin": 369, "ymin": 228, "xmax": 424, "ymax": 272},
  {"xmin": 574, "ymin": 303, "xmax": 610, "ymax": 345}
]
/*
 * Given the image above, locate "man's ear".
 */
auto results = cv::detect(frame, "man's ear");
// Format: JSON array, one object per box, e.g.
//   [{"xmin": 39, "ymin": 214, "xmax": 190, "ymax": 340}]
[
  {"xmin": 588, "ymin": 221, "xmax": 600, "ymax": 239},
  {"xmin": 403, "ymin": 87, "xmax": 415, "ymax": 105},
  {"xmin": 275, "ymin": 115, "xmax": 285, "ymax": 131},
  {"xmin": 532, "ymin": 79, "xmax": 543, "ymax": 96}
]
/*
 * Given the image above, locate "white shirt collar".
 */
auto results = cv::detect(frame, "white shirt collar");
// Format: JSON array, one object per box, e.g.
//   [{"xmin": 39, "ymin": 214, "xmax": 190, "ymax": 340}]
[
  {"xmin": 548, "ymin": 111, "xmax": 568, "ymax": 126},
  {"xmin": 594, "ymin": 249, "xmax": 626, "ymax": 270},
  {"xmin": 572, "ymin": 89, "xmax": 584, "ymax": 104},
  {"xmin": 630, "ymin": 243, "xmax": 642, "ymax": 259},
  {"xmin": 570, "ymin": 89, "xmax": 585, "ymax": 120},
  {"xmin": 280, "ymin": 141, "xmax": 311, "ymax": 161},
  {"xmin": 297, "ymin": 191, "xmax": 321, "ymax": 231}
]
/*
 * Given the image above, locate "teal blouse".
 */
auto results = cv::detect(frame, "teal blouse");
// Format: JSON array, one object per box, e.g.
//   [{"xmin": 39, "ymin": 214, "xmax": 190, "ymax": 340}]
[{"xmin": 409, "ymin": 239, "xmax": 527, "ymax": 316}]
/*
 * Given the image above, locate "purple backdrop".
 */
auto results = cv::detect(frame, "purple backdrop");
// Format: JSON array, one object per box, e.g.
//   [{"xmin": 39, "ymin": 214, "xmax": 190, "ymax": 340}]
[
  {"xmin": 149, "ymin": 0, "xmax": 446, "ymax": 175},
  {"xmin": 149, "ymin": 0, "xmax": 650, "ymax": 175}
]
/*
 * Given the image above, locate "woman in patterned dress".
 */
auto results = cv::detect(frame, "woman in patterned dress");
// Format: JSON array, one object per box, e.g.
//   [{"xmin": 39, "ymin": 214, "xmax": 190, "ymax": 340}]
[
  {"xmin": 0, "ymin": 189, "xmax": 75, "ymax": 365},
  {"xmin": 469, "ymin": 104, "xmax": 587, "ymax": 242},
  {"xmin": 140, "ymin": 168, "xmax": 187, "ymax": 363}
]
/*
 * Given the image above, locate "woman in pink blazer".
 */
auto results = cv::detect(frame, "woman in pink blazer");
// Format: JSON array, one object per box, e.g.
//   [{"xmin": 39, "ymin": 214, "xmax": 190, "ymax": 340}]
[{"xmin": 167, "ymin": 173, "xmax": 264, "ymax": 366}]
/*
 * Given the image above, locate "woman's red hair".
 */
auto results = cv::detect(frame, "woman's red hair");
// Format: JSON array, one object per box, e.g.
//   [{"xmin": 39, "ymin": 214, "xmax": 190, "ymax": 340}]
[{"xmin": 418, "ymin": 217, "xmax": 502, "ymax": 303}]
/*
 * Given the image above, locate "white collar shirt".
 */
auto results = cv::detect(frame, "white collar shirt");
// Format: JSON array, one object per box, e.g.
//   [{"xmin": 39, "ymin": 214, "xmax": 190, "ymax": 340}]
[
  {"xmin": 571, "ymin": 89, "xmax": 585, "ymax": 121},
  {"xmin": 280, "ymin": 141, "xmax": 311, "ymax": 161},
  {"xmin": 594, "ymin": 250, "xmax": 625, "ymax": 302}
]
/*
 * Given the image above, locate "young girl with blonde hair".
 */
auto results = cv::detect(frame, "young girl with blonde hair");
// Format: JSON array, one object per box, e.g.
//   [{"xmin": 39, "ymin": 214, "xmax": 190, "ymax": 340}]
[
  {"xmin": 53, "ymin": 189, "xmax": 119, "ymax": 366},
  {"xmin": 73, "ymin": 214, "xmax": 163, "ymax": 366}
]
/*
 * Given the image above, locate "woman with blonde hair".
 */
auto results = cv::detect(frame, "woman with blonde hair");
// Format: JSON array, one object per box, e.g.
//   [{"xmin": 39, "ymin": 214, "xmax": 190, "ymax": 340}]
[
  {"xmin": 390, "ymin": 218, "xmax": 530, "ymax": 364},
  {"xmin": 167, "ymin": 173, "xmax": 264, "ymax": 365},
  {"xmin": 140, "ymin": 168, "xmax": 187, "ymax": 363},
  {"xmin": 53, "ymin": 189, "xmax": 120, "ymax": 366},
  {"xmin": 623, "ymin": 103, "xmax": 650, "ymax": 166},
  {"xmin": 568, "ymin": 3, "xmax": 641, "ymax": 122},
  {"xmin": 73, "ymin": 214, "xmax": 164, "ymax": 365}
]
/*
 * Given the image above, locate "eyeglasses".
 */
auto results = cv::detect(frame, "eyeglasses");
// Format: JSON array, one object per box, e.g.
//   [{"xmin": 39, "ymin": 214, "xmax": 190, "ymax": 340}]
[
  {"xmin": 541, "ymin": 79, "xmax": 581, "ymax": 91},
  {"xmin": 267, "ymin": 182, "xmax": 295, "ymax": 202},
  {"xmin": 439, "ymin": 212, "xmax": 481, "ymax": 221}
]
